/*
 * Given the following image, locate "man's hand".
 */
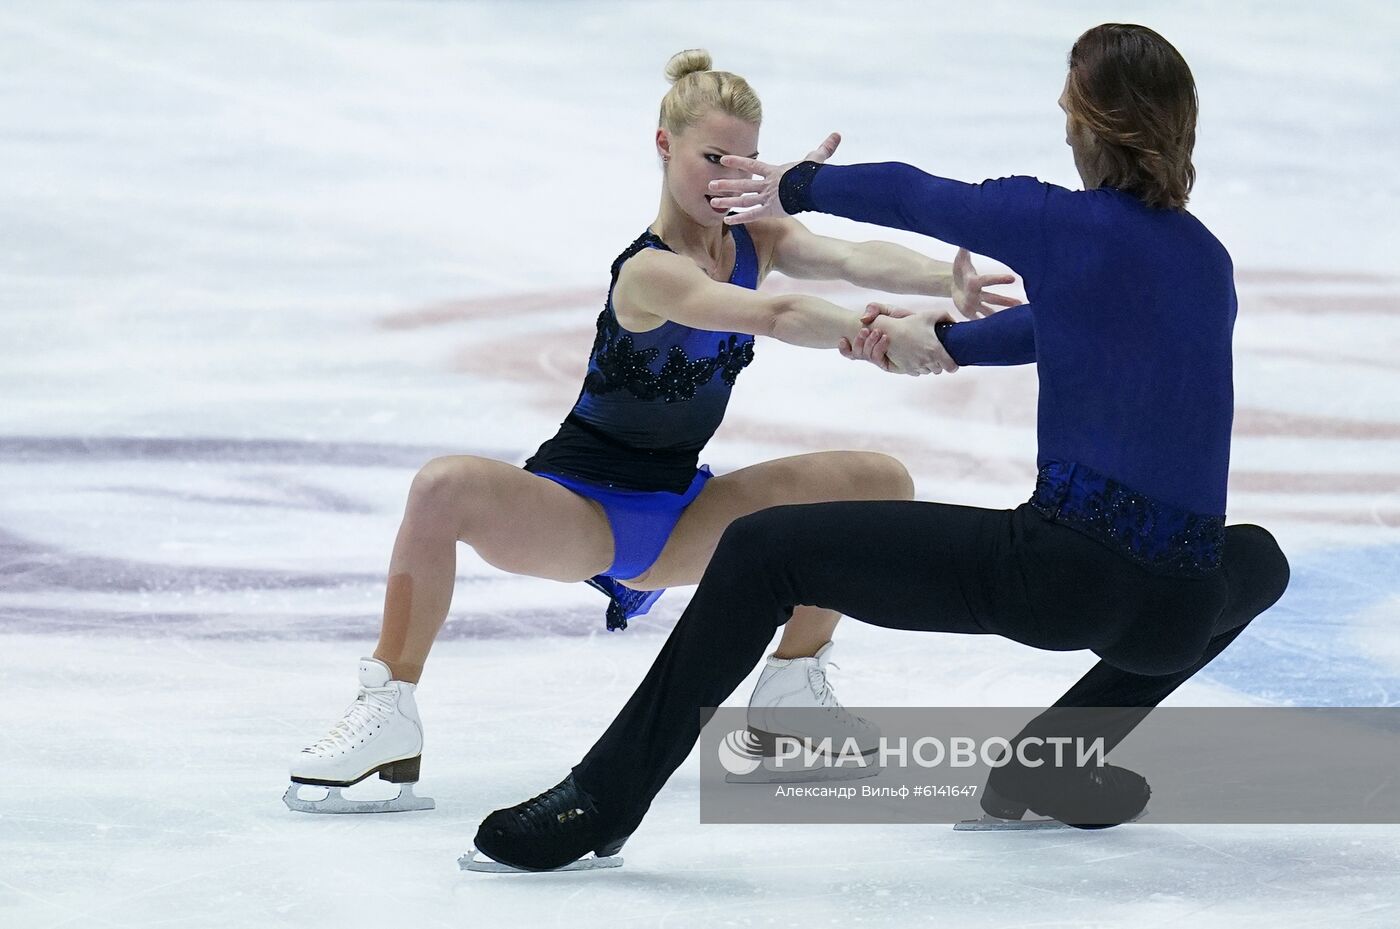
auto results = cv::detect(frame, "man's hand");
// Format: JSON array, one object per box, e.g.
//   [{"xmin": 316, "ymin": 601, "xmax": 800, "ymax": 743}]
[
  {"xmin": 951, "ymin": 248, "xmax": 1021, "ymax": 320},
  {"xmin": 707, "ymin": 132, "xmax": 842, "ymax": 223}
]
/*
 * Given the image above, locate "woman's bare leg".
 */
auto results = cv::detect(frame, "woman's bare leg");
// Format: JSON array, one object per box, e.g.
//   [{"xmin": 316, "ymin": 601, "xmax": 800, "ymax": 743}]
[
  {"xmin": 372, "ymin": 455, "xmax": 615, "ymax": 682},
  {"xmin": 622, "ymin": 450, "xmax": 915, "ymax": 658}
]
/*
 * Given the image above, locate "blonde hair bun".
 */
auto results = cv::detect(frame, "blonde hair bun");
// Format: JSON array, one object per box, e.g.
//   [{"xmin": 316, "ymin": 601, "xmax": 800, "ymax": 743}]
[
  {"xmin": 658, "ymin": 50, "xmax": 760, "ymax": 134},
  {"xmin": 665, "ymin": 49, "xmax": 713, "ymax": 84}
]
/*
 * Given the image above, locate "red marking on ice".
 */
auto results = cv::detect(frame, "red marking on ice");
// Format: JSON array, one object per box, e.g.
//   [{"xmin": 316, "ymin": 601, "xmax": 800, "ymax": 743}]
[
  {"xmin": 1249, "ymin": 508, "xmax": 1400, "ymax": 527},
  {"xmin": 1233, "ymin": 471, "xmax": 1400, "ymax": 494},
  {"xmin": 376, "ymin": 288, "xmax": 604, "ymax": 330},
  {"xmin": 1235, "ymin": 268, "xmax": 1399, "ymax": 285},
  {"xmin": 1247, "ymin": 292, "xmax": 1400, "ymax": 316},
  {"xmin": 1234, "ymin": 409, "xmax": 1400, "ymax": 441},
  {"xmin": 1241, "ymin": 345, "xmax": 1400, "ymax": 374},
  {"xmin": 393, "ymin": 268, "xmax": 1400, "ymax": 530}
]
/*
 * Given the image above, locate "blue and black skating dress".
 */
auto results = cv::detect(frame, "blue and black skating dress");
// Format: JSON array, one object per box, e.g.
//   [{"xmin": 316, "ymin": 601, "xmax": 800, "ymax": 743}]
[{"xmin": 524, "ymin": 223, "xmax": 760, "ymax": 630}]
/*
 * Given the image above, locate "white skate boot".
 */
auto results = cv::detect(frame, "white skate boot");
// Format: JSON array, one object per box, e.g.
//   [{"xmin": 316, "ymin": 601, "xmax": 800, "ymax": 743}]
[
  {"xmin": 283, "ymin": 658, "xmax": 434, "ymax": 813},
  {"xmin": 739, "ymin": 642, "xmax": 881, "ymax": 783}
]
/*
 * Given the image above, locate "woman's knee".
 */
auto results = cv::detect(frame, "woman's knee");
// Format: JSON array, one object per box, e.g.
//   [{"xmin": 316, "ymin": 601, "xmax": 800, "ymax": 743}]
[
  {"xmin": 846, "ymin": 451, "xmax": 914, "ymax": 499},
  {"xmin": 406, "ymin": 456, "xmax": 480, "ymax": 534},
  {"xmin": 862, "ymin": 450, "xmax": 918, "ymax": 500}
]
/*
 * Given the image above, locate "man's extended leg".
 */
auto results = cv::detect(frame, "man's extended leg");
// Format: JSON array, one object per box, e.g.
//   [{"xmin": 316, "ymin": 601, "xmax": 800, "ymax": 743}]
[{"xmin": 571, "ymin": 499, "xmax": 1020, "ymax": 825}]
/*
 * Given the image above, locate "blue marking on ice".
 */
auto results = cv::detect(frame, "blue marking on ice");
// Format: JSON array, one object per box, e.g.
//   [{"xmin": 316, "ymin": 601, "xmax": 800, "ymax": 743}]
[{"xmin": 1200, "ymin": 544, "xmax": 1400, "ymax": 706}]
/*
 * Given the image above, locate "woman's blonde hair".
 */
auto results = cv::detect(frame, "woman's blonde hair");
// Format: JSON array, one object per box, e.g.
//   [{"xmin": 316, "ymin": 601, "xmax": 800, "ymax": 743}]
[{"xmin": 658, "ymin": 49, "xmax": 762, "ymax": 134}]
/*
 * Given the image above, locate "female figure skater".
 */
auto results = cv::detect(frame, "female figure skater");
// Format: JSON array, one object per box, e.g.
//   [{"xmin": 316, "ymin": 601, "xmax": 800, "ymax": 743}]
[
  {"xmin": 474, "ymin": 24, "xmax": 1291, "ymax": 869},
  {"xmin": 285, "ymin": 49, "xmax": 1019, "ymax": 812}
]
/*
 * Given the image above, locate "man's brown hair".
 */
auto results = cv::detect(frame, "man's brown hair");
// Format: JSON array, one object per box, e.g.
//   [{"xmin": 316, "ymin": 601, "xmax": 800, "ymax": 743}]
[{"xmin": 1066, "ymin": 24, "xmax": 1198, "ymax": 210}]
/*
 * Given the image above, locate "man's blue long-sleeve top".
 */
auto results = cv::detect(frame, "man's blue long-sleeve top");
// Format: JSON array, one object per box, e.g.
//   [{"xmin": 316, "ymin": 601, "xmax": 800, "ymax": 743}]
[{"xmin": 788, "ymin": 162, "xmax": 1237, "ymax": 516}]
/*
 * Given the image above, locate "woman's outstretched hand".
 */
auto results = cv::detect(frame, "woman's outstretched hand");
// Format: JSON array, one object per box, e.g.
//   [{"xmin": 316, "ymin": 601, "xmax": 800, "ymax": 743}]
[
  {"xmin": 708, "ymin": 132, "xmax": 842, "ymax": 224},
  {"xmin": 838, "ymin": 303, "xmax": 959, "ymax": 376},
  {"xmin": 951, "ymin": 247, "xmax": 1022, "ymax": 320}
]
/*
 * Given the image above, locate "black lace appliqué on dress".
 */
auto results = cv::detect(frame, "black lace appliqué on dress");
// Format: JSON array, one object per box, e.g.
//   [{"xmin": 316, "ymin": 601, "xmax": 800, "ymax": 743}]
[
  {"xmin": 715, "ymin": 334, "xmax": 755, "ymax": 386},
  {"xmin": 583, "ymin": 229, "xmax": 757, "ymax": 402},
  {"xmin": 583, "ymin": 319, "xmax": 660, "ymax": 397},
  {"xmin": 584, "ymin": 314, "xmax": 756, "ymax": 402}
]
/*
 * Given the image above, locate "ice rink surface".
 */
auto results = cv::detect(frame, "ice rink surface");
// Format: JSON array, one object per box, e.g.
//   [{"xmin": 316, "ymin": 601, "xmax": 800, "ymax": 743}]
[{"xmin": 2, "ymin": 1, "xmax": 1398, "ymax": 926}]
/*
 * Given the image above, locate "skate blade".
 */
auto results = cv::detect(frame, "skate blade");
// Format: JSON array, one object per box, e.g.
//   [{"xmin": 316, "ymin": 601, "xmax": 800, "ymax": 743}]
[
  {"xmin": 283, "ymin": 783, "xmax": 435, "ymax": 814},
  {"xmin": 458, "ymin": 849, "xmax": 623, "ymax": 873},
  {"xmin": 724, "ymin": 759, "xmax": 880, "ymax": 785},
  {"xmin": 953, "ymin": 808, "xmax": 1147, "ymax": 832},
  {"xmin": 954, "ymin": 814, "xmax": 1074, "ymax": 831}
]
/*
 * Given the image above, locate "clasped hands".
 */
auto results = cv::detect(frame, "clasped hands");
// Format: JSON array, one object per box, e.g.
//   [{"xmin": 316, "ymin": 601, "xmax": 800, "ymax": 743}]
[
  {"xmin": 848, "ymin": 240, "xmax": 1023, "ymax": 374},
  {"xmin": 839, "ymin": 303, "xmax": 957, "ymax": 376}
]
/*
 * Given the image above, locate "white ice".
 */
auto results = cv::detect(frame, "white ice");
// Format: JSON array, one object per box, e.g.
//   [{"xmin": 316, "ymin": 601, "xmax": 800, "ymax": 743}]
[{"xmin": 2, "ymin": 2, "xmax": 1399, "ymax": 927}]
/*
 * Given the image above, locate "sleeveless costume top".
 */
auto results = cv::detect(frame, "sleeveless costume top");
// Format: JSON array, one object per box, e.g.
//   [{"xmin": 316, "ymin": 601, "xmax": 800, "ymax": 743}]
[{"xmin": 525, "ymin": 224, "xmax": 759, "ymax": 493}]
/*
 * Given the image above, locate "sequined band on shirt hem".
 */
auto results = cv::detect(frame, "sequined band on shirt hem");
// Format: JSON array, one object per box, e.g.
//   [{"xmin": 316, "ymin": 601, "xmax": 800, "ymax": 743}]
[
  {"xmin": 1028, "ymin": 460, "xmax": 1225, "ymax": 577},
  {"xmin": 778, "ymin": 160, "xmax": 823, "ymax": 214}
]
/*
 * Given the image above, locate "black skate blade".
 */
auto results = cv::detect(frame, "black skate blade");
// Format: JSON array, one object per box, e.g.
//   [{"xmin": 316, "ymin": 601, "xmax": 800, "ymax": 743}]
[
  {"xmin": 458, "ymin": 849, "xmax": 622, "ymax": 873},
  {"xmin": 283, "ymin": 783, "xmax": 435, "ymax": 814},
  {"xmin": 954, "ymin": 807, "xmax": 1147, "ymax": 832}
]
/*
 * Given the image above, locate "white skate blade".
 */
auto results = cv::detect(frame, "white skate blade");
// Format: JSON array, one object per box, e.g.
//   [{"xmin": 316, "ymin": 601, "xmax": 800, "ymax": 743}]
[
  {"xmin": 954, "ymin": 808, "xmax": 1147, "ymax": 831},
  {"xmin": 722, "ymin": 749, "xmax": 873, "ymax": 777},
  {"xmin": 283, "ymin": 783, "xmax": 435, "ymax": 814},
  {"xmin": 458, "ymin": 849, "xmax": 623, "ymax": 873},
  {"xmin": 724, "ymin": 758, "xmax": 879, "ymax": 785},
  {"xmin": 954, "ymin": 814, "xmax": 1073, "ymax": 831}
]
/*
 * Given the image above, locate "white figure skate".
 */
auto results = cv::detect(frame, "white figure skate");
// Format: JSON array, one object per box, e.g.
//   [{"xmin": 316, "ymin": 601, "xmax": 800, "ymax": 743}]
[
  {"xmin": 283, "ymin": 658, "xmax": 434, "ymax": 813},
  {"xmin": 734, "ymin": 642, "xmax": 882, "ymax": 784}
]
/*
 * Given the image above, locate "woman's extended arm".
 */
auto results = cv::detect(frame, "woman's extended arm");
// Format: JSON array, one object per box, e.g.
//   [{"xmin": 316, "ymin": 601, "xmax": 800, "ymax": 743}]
[
  {"xmin": 613, "ymin": 247, "xmax": 866, "ymax": 350},
  {"xmin": 755, "ymin": 217, "xmax": 1020, "ymax": 320}
]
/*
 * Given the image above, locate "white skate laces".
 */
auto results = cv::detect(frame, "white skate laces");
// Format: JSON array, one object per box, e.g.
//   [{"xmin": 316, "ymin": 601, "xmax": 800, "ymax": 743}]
[
  {"xmin": 805, "ymin": 654, "xmax": 877, "ymax": 733},
  {"xmin": 302, "ymin": 686, "xmax": 396, "ymax": 758},
  {"xmin": 747, "ymin": 642, "xmax": 881, "ymax": 755},
  {"xmin": 808, "ymin": 657, "xmax": 841, "ymax": 707}
]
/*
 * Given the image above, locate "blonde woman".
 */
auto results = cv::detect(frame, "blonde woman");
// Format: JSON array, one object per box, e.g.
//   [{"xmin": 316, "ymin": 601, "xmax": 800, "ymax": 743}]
[{"xmin": 285, "ymin": 49, "xmax": 1017, "ymax": 813}]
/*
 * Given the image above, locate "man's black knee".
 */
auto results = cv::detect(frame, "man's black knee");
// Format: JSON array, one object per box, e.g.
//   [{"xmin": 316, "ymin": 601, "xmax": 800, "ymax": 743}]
[
  {"xmin": 1226, "ymin": 524, "xmax": 1291, "ymax": 616},
  {"xmin": 715, "ymin": 506, "xmax": 807, "ymax": 563},
  {"xmin": 707, "ymin": 506, "xmax": 815, "ymax": 608}
]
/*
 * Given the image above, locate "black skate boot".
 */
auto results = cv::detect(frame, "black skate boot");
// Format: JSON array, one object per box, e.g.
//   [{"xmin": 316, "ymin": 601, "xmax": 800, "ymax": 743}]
[
  {"xmin": 468, "ymin": 774, "xmax": 631, "ymax": 872},
  {"xmin": 982, "ymin": 757, "xmax": 1151, "ymax": 830}
]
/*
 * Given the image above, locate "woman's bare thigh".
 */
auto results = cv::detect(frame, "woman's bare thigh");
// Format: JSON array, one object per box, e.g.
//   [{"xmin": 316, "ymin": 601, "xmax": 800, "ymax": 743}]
[
  {"xmin": 416, "ymin": 455, "xmax": 615, "ymax": 582},
  {"xmin": 622, "ymin": 450, "xmax": 912, "ymax": 590}
]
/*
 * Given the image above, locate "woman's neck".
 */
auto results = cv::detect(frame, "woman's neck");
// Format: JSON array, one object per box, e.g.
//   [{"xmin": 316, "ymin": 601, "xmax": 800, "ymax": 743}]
[{"xmin": 651, "ymin": 192, "xmax": 728, "ymax": 264}]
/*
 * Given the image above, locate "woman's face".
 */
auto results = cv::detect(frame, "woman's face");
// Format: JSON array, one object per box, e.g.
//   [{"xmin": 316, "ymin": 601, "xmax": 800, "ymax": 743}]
[{"xmin": 657, "ymin": 110, "xmax": 760, "ymax": 228}]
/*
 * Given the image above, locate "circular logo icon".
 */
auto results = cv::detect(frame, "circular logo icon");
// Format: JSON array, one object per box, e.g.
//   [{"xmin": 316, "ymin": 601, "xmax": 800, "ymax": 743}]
[{"xmin": 717, "ymin": 729, "xmax": 765, "ymax": 776}]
